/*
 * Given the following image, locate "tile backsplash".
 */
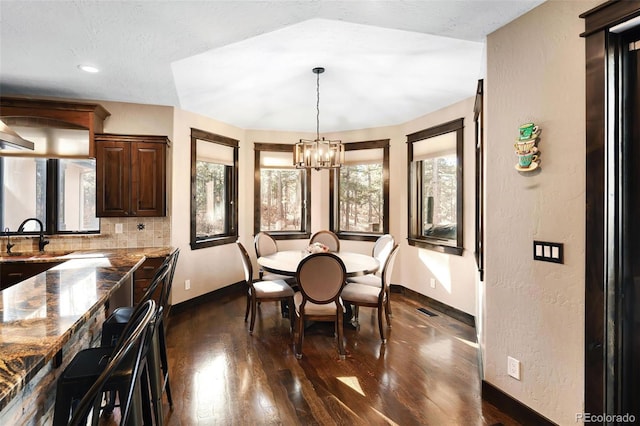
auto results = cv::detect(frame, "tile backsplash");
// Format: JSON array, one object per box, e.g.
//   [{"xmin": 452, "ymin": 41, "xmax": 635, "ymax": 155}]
[{"xmin": 5, "ymin": 217, "xmax": 171, "ymax": 253}]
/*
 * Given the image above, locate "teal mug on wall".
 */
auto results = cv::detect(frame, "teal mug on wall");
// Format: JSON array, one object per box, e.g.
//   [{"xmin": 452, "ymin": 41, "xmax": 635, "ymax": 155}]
[
  {"xmin": 517, "ymin": 151, "xmax": 539, "ymax": 168},
  {"xmin": 519, "ymin": 123, "xmax": 540, "ymax": 140}
]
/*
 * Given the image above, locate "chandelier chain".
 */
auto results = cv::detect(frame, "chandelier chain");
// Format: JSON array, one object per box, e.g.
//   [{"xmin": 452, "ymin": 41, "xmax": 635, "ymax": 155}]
[{"xmin": 316, "ymin": 69, "xmax": 320, "ymax": 140}]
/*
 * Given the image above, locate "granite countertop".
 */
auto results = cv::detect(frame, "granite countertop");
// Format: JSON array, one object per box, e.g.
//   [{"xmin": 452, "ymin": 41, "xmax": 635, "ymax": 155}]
[{"xmin": 0, "ymin": 247, "xmax": 173, "ymax": 411}]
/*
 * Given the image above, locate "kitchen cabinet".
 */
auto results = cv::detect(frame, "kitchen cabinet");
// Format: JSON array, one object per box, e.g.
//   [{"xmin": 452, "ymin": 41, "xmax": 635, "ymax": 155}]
[
  {"xmin": 133, "ymin": 256, "xmax": 166, "ymax": 305},
  {"xmin": 0, "ymin": 261, "xmax": 62, "ymax": 290},
  {"xmin": 95, "ymin": 134, "xmax": 168, "ymax": 217}
]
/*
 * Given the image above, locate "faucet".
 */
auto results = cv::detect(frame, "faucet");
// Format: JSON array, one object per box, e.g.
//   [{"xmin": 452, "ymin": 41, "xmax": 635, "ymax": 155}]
[
  {"xmin": 16, "ymin": 218, "xmax": 49, "ymax": 252},
  {"xmin": 4, "ymin": 227, "xmax": 14, "ymax": 254}
]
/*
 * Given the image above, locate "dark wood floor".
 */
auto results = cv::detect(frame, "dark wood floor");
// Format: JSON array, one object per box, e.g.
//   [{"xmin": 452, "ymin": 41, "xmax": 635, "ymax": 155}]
[{"xmin": 153, "ymin": 290, "xmax": 520, "ymax": 426}]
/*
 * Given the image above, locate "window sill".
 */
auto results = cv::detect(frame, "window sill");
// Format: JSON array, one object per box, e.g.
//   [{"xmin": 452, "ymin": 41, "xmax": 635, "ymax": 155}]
[
  {"xmin": 262, "ymin": 231, "xmax": 311, "ymax": 241},
  {"xmin": 191, "ymin": 235, "xmax": 237, "ymax": 250},
  {"xmin": 334, "ymin": 232, "xmax": 382, "ymax": 242},
  {"xmin": 407, "ymin": 237, "xmax": 463, "ymax": 256}
]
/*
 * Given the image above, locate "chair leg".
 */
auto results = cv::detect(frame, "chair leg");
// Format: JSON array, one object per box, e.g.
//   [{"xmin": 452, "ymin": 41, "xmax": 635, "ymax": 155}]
[
  {"xmin": 384, "ymin": 296, "xmax": 392, "ymax": 328},
  {"xmin": 378, "ymin": 305, "xmax": 387, "ymax": 343},
  {"xmin": 53, "ymin": 381, "xmax": 74, "ymax": 426},
  {"xmin": 386, "ymin": 288, "xmax": 393, "ymax": 318},
  {"xmin": 337, "ymin": 307, "xmax": 346, "ymax": 360},
  {"xmin": 295, "ymin": 311, "xmax": 304, "ymax": 359},
  {"xmin": 353, "ymin": 305, "xmax": 360, "ymax": 324},
  {"xmin": 158, "ymin": 320, "xmax": 173, "ymax": 408},
  {"xmin": 249, "ymin": 295, "xmax": 257, "ymax": 334},
  {"xmin": 287, "ymin": 297, "xmax": 294, "ymax": 333},
  {"xmin": 244, "ymin": 290, "xmax": 251, "ymax": 322}
]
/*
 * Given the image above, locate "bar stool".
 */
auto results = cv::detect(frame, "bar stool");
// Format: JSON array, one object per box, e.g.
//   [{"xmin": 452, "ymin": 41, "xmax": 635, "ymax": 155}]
[
  {"xmin": 101, "ymin": 249, "xmax": 179, "ymax": 425},
  {"xmin": 53, "ymin": 300, "xmax": 157, "ymax": 426}
]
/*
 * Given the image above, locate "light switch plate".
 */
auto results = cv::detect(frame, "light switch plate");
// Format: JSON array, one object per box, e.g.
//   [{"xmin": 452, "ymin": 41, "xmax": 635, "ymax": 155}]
[{"xmin": 533, "ymin": 241, "xmax": 563, "ymax": 264}]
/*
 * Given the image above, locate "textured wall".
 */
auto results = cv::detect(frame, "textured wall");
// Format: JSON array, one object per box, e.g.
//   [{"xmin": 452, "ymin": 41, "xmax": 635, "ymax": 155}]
[{"xmin": 484, "ymin": 0, "xmax": 600, "ymax": 423}]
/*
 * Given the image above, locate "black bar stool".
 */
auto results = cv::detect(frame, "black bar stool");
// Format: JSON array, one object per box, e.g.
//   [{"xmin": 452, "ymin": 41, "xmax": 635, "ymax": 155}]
[
  {"xmin": 101, "ymin": 249, "xmax": 179, "ymax": 425},
  {"xmin": 53, "ymin": 300, "xmax": 157, "ymax": 426}
]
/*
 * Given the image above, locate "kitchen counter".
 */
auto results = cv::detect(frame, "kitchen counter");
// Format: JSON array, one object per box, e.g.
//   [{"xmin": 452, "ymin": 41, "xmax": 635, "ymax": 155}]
[{"xmin": 0, "ymin": 247, "xmax": 173, "ymax": 421}]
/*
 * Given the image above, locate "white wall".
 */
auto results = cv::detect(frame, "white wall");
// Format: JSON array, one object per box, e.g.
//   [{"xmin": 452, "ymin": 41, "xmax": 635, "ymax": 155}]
[
  {"xmin": 399, "ymin": 97, "xmax": 479, "ymax": 316},
  {"xmin": 170, "ymin": 108, "xmax": 246, "ymax": 304},
  {"xmin": 483, "ymin": 0, "xmax": 600, "ymax": 423}
]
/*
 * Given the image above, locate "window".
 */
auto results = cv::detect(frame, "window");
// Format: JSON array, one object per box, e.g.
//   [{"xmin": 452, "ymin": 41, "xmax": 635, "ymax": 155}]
[
  {"xmin": 0, "ymin": 157, "xmax": 99, "ymax": 234},
  {"xmin": 408, "ymin": 118, "xmax": 463, "ymax": 255},
  {"xmin": 190, "ymin": 128, "xmax": 238, "ymax": 249},
  {"xmin": 254, "ymin": 143, "xmax": 311, "ymax": 239},
  {"xmin": 330, "ymin": 139, "xmax": 389, "ymax": 242}
]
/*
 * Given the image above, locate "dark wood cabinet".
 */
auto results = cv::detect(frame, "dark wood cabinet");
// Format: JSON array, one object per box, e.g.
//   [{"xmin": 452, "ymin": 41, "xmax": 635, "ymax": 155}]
[
  {"xmin": 133, "ymin": 257, "xmax": 165, "ymax": 304},
  {"xmin": 0, "ymin": 261, "xmax": 62, "ymax": 290},
  {"xmin": 95, "ymin": 134, "xmax": 168, "ymax": 217}
]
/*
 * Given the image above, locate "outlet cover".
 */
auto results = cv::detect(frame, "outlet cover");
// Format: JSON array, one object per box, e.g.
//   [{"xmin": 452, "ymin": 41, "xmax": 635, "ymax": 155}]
[
  {"xmin": 115, "ymin": 223, "xmax": 123, "ymax": 234},
  {"xmin": 185, "ymin": 279, "xmax": 191, "ymax": 290},
  {"xmin": 508, "ymin": 356, "xmax": 521, "ymax": 380},
  {"xmin": 430, "ymin": 278, "xmax": 436, "ymax": 289}
]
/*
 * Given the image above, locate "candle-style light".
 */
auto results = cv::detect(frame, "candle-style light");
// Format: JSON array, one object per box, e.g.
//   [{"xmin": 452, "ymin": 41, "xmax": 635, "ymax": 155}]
[{"xmin": 294, "ymin": 67, "xmax": 344, "ymax": 170}]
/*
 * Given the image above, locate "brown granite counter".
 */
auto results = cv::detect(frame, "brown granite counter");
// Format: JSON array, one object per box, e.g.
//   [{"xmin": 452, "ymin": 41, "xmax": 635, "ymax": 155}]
[{"xmin": 0, "ymin": 247, "xmax": 173, "ymax": 418}]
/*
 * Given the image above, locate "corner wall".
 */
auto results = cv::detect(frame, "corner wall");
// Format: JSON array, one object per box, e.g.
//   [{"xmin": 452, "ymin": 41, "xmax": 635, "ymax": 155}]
[
  {"xmin": 400, "ymin": 97, "xmax": 479, "ymax": 316},
  {"xmin": 484, "ymin": 0, "xmax": 600, "ymax": 423}
]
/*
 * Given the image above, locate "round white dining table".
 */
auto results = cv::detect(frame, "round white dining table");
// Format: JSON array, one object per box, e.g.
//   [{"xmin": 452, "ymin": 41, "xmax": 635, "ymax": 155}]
[{"xmin": 257, "ymin": 250, "xmax": 379, "ymax": 278}]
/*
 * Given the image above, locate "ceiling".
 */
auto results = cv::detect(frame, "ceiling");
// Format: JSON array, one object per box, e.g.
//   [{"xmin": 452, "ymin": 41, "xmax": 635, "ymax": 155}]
[{"xmin": 0, "ymin": 1, "xmax": 545, "ymax": 133}]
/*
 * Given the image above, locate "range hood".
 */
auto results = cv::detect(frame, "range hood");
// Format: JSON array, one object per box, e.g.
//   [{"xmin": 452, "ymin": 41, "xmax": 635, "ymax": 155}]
[{"xmin": 0, "ymin": 119, "xmax": 35, "ymax": 150}]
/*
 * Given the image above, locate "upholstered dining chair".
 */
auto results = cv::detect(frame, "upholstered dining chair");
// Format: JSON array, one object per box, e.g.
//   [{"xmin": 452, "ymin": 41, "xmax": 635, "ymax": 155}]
[
  {"xmin": 254, "ymin": 231, "xmax": 296, "ymax": 285},
  {"xmin": 341, "ymin": 244, "xmax": 399, "ymax": 343},
  {"xmin": 238, "ymin": 242, "xmax": 295, "ymax": 334},
  {"xmin": 294, "ymin": 252, "xmax": 347, "ymax": 360},
  {"xmin": 347, "ymin": 234, "xmax": 395, "ymax": 315},
  {"xmin": 309, "ymin": 230, "xmax": 340, "ymax": 252}
]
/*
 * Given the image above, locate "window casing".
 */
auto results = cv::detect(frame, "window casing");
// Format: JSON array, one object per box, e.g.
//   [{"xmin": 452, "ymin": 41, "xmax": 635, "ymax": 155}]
[
  {"xmin": 330, "ymin": 139, "xmax": 390, "ymax": 242},
  {"xmin": 190, "ymin": 128, "xmax": 239, "ymax": 249},
  {"xmin": 0, "ymin": 157, "xmax": 99, "ymax": 234},
  {"xmin": 407, "ymin": 118, "xmax": 464, "ymax": 255},
  {"xmin": 254, "ymin": 143, "xmax": 311, "ymax": 240}
]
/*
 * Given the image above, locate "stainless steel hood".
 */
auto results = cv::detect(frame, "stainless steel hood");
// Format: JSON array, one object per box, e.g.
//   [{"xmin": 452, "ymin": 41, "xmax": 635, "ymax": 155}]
[{"xmin": 0, "ymin": 118, "xmax": 35, "ymax": 150}]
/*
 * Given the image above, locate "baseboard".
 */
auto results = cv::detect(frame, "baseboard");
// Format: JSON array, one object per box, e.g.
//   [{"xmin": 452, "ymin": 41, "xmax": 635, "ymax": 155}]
[
  {"xmin": 482, "ymin": 381, "xmax": 557, "ymax": 426},
  {"xmin": 391, "ymin": 284, "xmax": 475, "ymax": 327},
  {"xmin": 170, "ymin": 281, "xmax": 245, "ymax": 316}
]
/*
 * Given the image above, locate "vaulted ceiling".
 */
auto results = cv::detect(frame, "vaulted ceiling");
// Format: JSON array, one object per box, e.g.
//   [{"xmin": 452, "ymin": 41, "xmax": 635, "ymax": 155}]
[{"xmin": 0, "ymin": 1, "xmax": 545, "ymax": 132}]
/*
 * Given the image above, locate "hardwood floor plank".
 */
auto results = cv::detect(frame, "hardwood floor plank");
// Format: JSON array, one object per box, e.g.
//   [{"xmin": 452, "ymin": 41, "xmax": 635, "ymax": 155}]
[{"xmin": 156, "ymin": 291, "xmax": 521, "ymax": 425}]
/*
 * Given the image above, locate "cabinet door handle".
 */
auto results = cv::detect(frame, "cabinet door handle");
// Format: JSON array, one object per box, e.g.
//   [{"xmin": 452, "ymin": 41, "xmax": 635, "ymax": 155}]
[
  {"xmin": 8, "ymin": 273, "xmax": 23, "ymax": 278},
  {"xmin": 142, "ymin": 266, "xmax": 155, "ymax": 271}
]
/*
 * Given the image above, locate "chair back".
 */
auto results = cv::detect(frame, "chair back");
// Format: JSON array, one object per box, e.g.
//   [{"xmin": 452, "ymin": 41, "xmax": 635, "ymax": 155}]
[
  {"xmin": 309, "ymin": 230, "xmax": 340, "ymax": 252},
  {"xmin": 381, "ymin": 244, "xmax": 399, "ymax": 292},
  {"xmin": 159, "ymin": 249, "xmax": 180, "ymax": 317},
  {"xmin": 372, "ymin": 234, "xmax": 394, "ymax": 266},
  {"xmin": 237, "ymin": 242, "xmax": 254, "ymax": 283},
  {"xmin": 254, "ymin": 232, "xmax": 278, "ymax": 257},
  {"xmin": 69, "ymin": 300, "xmax": 157, "ymax": 426},
  {"xmin": 296, "ymin": 253, "xmax": 346, "ymax": 304},
  {"xmin": 138, "ymin": 259, "xmax": 171, "ymax": 311}
]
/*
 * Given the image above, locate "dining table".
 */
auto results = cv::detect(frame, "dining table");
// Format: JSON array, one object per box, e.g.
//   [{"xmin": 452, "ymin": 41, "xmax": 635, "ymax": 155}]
[{"xmin": 257, "ymin": 250, "xmax": 380, "ymax": 278}]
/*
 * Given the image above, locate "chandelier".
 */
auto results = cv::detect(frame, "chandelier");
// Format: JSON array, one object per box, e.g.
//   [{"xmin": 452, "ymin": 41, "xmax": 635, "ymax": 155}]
[{"xmin": 294, "ymin": 67, "xmax": 344, "ymax": 170}]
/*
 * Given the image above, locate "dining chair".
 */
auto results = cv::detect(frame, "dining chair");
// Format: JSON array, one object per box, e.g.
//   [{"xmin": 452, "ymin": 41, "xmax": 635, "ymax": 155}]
[
  {"xmin": 294, "ymin": 252, "xmax": 347, "ymax": 360},
  {"xmin": 254, "ymin": 231, "xmax": 296, "ymax": 285},
  {"xmin": 347, "ymin": 234, "xmax": 395, "ymax": 315},
  {"xmin": 341, "ymin": 244, "xmax": 399, "ymax": 343},
  {"xmin": 238, "ymin": 242, "xmax": 295, "ymax": 334},
  {"xmin": 309, "ymin": 230, "xmax": 340, "ymax": 252}
]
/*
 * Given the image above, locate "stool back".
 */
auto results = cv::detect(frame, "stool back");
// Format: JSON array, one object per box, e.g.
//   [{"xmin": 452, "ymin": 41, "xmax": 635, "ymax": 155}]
[{"xmin": 69, "ymin": 300, "xmax": 156, "ymax": 426}]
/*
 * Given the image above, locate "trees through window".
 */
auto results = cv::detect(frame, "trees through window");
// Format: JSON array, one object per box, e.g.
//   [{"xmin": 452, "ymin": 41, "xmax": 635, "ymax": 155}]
[
  {"xmin": 407, "ymin": 118, "xmax": 463, "ymax": 255},
  {"xmin": 254, "ymin": 143, "xmax": 310, "ymax": 239},
  {"xmin": 330, "ymin": 139, "xmax": 389, "ymax": 241},
  {"xmin": 190, "ymin": 128, "xmax": 238, "ymax": 249}
]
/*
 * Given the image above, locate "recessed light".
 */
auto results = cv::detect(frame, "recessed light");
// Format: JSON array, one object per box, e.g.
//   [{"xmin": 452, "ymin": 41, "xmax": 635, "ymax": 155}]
[{"xmin": 78, "ymin": 64, "xmax": 99, "ymax": 73}]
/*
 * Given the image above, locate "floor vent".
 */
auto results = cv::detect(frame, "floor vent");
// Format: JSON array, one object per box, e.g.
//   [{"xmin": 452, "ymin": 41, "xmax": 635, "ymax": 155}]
[{"xmin": 417, "ymin": 307, "xmax": 438, "ymax": 317}]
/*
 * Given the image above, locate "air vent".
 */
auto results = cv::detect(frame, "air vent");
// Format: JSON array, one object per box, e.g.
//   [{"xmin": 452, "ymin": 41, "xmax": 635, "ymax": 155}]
[{"xmin": 417, "ymin": 307, "xmax": 438, "ymax": 317}]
